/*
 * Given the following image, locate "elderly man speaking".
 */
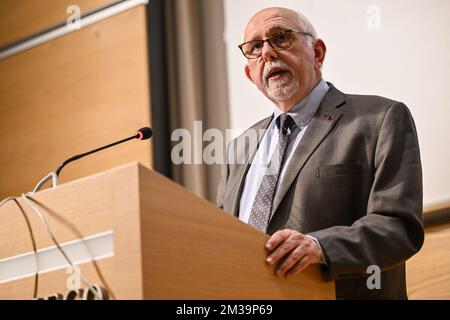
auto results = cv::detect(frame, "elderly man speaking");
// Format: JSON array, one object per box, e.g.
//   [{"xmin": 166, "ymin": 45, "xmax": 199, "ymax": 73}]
[{"xmin": 217, "ymin": 7, "xmax": 424, "ymax": 299}]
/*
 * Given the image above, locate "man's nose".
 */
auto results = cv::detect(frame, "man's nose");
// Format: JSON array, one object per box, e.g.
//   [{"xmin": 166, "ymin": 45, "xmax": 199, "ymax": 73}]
[{"xmin": 260, "ymin": 40, "xmax": 278, "ymax": 62}]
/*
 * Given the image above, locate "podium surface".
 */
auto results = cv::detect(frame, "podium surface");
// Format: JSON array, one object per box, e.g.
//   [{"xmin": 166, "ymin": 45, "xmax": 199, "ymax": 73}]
[{"xmin": 0, "ymin": 163, "xmax": 335, "ymax": 299}]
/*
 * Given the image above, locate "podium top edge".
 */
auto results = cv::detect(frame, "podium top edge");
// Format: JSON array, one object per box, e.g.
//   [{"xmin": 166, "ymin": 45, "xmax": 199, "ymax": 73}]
[{"xmin": 35, "ymin": 162, "xmax": 151, "ymax": 195}]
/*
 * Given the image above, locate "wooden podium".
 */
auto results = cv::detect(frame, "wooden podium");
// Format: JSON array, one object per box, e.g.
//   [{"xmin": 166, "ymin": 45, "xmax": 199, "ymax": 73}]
[{"xmin": 0, "ymin": 163, "xmax": 335, "ymax": 299}]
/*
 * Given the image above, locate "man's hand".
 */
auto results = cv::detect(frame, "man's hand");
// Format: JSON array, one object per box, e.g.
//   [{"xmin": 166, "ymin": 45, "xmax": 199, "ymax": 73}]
[{"xmin": 265, "ymin": 229, "xmax": 322, "ymax": 277}]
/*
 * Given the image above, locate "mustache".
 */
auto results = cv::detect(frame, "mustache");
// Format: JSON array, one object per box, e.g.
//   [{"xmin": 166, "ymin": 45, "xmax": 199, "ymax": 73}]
[{"xmin": 263, "ymin": 60, "xmax": 294, "ymax": 85}]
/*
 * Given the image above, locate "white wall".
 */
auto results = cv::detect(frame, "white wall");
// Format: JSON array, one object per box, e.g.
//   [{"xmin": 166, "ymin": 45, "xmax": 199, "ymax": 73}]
[{"xmin": 223, "ymin": 0, "xmax": 450, "ymax": 208}]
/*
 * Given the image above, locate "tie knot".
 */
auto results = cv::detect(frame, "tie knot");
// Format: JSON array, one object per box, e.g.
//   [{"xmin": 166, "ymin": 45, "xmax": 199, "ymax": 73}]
[{"xmin": 276, "ymin": 114, "xmax": 296, "ymax": 135}]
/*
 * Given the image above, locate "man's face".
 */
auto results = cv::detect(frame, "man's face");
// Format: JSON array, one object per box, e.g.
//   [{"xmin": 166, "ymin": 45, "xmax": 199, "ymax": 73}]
[{"xmin": 243, "ymin": 9, "xmax": 324, "ymax": 111}]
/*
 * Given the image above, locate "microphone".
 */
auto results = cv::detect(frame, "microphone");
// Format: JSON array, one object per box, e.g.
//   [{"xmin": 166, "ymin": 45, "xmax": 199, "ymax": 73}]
[
  {"xmin": 56, "ymin": 127, "xmax": 153, "ymax": 177},
  {"xmin": 30, "ymin": 127, "xmax": 153, "ymax": 194}
]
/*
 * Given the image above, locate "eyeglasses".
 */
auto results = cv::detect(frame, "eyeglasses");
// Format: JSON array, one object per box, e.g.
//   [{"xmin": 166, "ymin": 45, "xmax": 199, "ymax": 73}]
[{"xmin": 238, "ymin": 29, "xmax": 313, "ymax": 59}]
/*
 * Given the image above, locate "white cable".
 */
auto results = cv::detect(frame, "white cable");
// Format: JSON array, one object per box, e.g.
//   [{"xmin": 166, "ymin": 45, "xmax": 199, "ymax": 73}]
[
  {"xmin": 21, "ymin": 194, "xmax": 103, "ymax": 299},
  {"xmin": 1, "ymin": 195, "xmax": 39, "ymax": 298},
  {"xmin": 1, "ymin": 194, "xmax": 105, "ymax": 299},
  {"xmin": 0, "ymin": 196, "xmax": 18, "ymax": 207},
  {"xmin": 30, "ymin": 172, "xmax": 59, "ymax": 194}
]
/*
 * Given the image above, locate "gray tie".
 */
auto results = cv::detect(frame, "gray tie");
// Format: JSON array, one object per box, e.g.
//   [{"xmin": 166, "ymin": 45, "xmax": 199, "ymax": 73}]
[{"xmin": 248, "ymin": 114, "xmax": 296, "ymax": 232}]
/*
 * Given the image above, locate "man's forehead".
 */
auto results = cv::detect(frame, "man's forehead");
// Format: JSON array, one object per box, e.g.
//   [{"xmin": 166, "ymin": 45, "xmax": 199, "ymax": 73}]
[{"xmin": 244, "ymin": 10, "xmax": 299, "ymax": 41}]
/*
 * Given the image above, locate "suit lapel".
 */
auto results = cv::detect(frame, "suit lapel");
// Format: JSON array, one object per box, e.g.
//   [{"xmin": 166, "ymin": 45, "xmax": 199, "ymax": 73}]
[
  {"xmin": 226, "ymin": 116, "xmax": 273, "ymax": 216},
  {"xmin": 270, "ymin": 85, "xmax": 346, "ymax": 219}
]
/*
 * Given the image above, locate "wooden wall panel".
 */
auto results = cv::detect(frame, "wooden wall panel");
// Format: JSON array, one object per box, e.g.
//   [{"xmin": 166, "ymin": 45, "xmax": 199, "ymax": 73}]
[
  {"xmin": 407, "ymin": 222, "xmax": 450, "ymax": 299},
  {"xmin": 0, "ymin": 0, "xmax": 120, "ymax": 48},
  {"xmin": 0, "ymin": 5, "xmax": 152, "ymax": 200}
]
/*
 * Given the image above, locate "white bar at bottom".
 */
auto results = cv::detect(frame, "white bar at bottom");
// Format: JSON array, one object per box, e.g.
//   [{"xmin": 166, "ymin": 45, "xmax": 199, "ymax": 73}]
[{"xmin": 0, "ymin": 231, "xmax": 114, "ymax": 284}]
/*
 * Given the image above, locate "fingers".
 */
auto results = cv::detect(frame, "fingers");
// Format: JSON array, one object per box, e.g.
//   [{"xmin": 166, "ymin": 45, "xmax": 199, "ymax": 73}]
[
  {"xmin": 266, "ymin": 229, "xmax": 292, "ymax": 251},
  {"xmin": 285, "ymin": 255, "xmax": 311, "ymax": 277},
  {"xmin": 265, "ymin": 230, "xmax": 321, "ymax": 277},
  {"xmin": 266, "ymin": 234, "xmax": 300, "ymax": 266},
  {"xmin": 274, "ymin": 245, "xmax": 307, "ymax": 277}
]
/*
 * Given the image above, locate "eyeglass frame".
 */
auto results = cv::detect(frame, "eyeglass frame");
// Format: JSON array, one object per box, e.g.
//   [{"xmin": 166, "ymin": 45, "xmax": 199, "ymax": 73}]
[{"xmin": 238, "ymin": 29, "xmax": 314, "ymax": 59}]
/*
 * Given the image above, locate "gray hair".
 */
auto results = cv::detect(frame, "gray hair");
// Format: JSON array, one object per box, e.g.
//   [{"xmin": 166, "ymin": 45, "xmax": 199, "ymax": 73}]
[{"xmin": 294, "ymin": 11, "xmax": 318, "ymax": 47}]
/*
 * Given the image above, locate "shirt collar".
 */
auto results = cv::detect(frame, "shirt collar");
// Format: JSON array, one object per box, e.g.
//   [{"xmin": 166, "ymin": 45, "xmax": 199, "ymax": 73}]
[{"xmin": 273, "ymin": 79, "xmax": 330, "ymax": 130}]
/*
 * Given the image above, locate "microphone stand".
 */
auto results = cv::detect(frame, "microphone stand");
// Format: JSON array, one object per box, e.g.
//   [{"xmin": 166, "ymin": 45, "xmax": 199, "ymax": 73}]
[
  {"xmin": 55, "ymin": 134, "xmax": 138, "ymax": 177},
  {"xmin": 28, "ymin": 128, "xmax": 151, "ymax": 195}
]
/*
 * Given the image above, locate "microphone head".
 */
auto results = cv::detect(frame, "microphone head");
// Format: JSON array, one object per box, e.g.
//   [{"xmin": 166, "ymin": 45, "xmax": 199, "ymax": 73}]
[{"xmin": 136, "ymin": 127, "xmax": 153, "ymax": 140}]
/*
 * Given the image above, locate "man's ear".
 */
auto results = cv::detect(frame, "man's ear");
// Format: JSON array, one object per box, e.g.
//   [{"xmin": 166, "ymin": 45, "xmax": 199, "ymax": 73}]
[
  {"xmin": 313, "ymin": 39, "xmax": 327, "ymax": 71},
  {"xmin": 245, "ymin": 64, "xmax": 254, "ymax": 83}
]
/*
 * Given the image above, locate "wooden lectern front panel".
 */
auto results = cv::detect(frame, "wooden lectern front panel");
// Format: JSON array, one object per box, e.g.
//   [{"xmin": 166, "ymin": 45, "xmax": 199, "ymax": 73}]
[{"xmin": 0, "ymin": 164, "xmax": 145, "ymax": 299}]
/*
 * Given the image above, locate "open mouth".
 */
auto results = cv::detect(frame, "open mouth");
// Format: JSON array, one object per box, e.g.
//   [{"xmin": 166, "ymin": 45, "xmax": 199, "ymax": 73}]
[{"xmin": 267, "ymin": 69, "xmax": 290, "ymax": 81}]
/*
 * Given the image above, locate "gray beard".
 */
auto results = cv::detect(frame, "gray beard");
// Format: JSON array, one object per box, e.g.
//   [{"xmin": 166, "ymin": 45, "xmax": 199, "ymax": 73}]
[{"xmin": 266, "ymin": 78, "xmax": 300, "ymax": 101}]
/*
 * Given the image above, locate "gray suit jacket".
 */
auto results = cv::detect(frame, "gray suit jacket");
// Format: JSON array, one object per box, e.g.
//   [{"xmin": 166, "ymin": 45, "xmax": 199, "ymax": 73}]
[{"xmin": 217, "ymin": 83, "xmax": 424, "ymax": 299}]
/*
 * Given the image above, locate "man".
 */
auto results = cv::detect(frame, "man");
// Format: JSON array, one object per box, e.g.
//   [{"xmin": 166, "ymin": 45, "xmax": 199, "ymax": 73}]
[{"xmin": 217, "ymin": 7, "xmax": 424, "ymax": 299}]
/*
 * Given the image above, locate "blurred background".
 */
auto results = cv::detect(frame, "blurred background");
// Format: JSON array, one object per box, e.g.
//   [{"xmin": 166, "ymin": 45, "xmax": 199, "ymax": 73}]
[{"xmin": 0, "ymin": 0, "xmax": 448, "ymax": 299}]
